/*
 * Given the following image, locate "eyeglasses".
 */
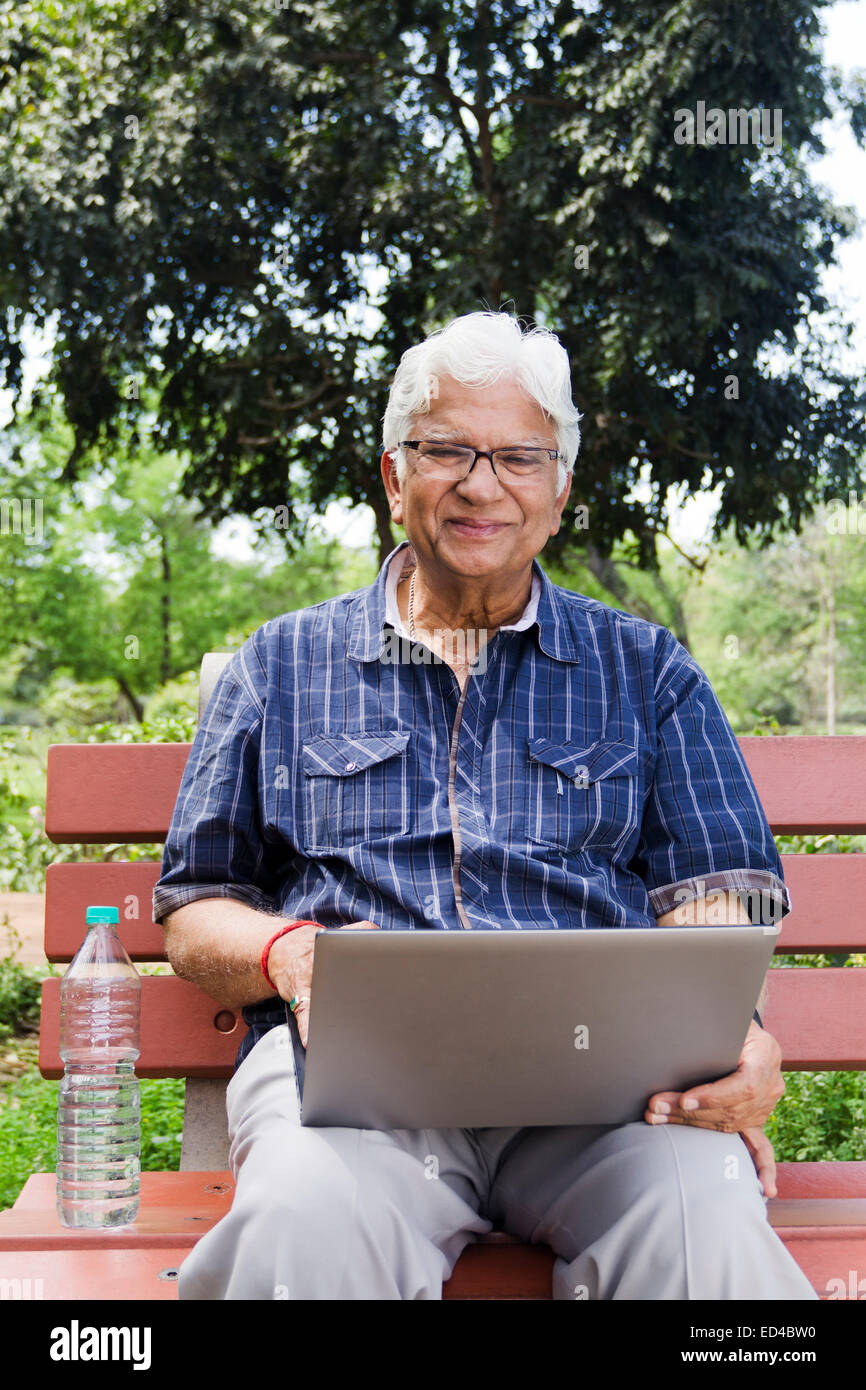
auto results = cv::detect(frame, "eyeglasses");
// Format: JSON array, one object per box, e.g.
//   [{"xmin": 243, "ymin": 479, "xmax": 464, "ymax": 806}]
[{"xmin": 398, "ymin": 440, "xmax": 561, "ymax": 483}]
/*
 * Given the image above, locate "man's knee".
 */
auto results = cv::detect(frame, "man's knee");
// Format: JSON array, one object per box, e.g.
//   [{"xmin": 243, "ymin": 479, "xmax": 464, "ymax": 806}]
[
  {"xmin": 233, "ymin": 1128, "xmax": 360, "ymax": 1245},
  {"xmin": 553, "ymin": 1123, "xmax": 813, "ymax": 1300},
  {"xmin": 177, "ymin": 1130, "xmax": 360, "ymax": 1297},
  {"xmin": 600, "ymin": 1123, "xmax": 768, "ymax": 1247},
  {"xmin": 183, "ymin": 1130, "xmax": 449, "ymax": 1299}
]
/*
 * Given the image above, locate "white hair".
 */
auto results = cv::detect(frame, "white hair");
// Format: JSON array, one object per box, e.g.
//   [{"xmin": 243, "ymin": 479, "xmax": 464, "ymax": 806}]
[{"xmin": 381, "ymin": 311, "xmax": 582, "ymax": 493}]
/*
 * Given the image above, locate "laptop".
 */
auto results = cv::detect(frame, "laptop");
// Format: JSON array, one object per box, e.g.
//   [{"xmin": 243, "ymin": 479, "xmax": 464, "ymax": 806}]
[{"xmin": 300, "ymin": 925, "xmax": 779, "ymax": 1129}]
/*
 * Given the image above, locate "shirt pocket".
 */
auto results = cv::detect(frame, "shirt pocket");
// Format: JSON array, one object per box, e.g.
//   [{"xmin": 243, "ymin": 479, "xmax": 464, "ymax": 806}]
[
  {"xmin": 301, "ymin": 728, "xmax": 411, "ymax": 853},
  {"xmin": 525, "ymin": 736, "xmax": 644, "ymax": 854}
]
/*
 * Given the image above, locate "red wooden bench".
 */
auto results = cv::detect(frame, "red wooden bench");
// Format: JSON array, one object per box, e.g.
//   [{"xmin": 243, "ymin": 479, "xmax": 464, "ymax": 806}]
[{"xmin": 1, "ymin": 655, "xmax": 865, "ymax": 1299}]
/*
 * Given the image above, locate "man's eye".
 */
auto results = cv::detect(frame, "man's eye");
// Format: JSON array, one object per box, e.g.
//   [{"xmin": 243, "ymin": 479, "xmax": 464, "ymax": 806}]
[
  {"xmin": 424, "ymin": 446, "xmax": 463, "ymax": 460},
  {"xmin": 498, "ymin": 451, "xmax": 543, "ymax": 468}
]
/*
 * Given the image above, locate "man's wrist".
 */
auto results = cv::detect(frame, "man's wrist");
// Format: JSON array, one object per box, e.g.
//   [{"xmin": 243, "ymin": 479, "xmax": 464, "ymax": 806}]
[{"xmin": 261, "ymin": 920, "xmax": 317, "ymax": 991}]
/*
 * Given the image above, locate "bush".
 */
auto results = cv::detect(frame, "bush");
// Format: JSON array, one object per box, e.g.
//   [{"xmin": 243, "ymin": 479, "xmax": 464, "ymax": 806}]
[
  {"xmin": 143, "ymin": 670, "xmax": 200, "ymax": 730},
  {"xmin": 767, "ymin": 1071, "xmax": 866, "ymax": 1162},
  {"xmin": 0, "ymin": 958, "xmax": 42, "ymax": 1044},
  {"xmin": 0, "ymin": 919, "xmax": 47, "ymax": 1041},
  {"xmin": 0, "ymin": 672, "xmax": 198, "ymax": 890},
  {"xmin": 39, "ymin": 676, "xmax": 129, "ymax": 733},
  {"xmin": 139, "ymin": 1078, "xmax": 185, "ymax": 1171}
]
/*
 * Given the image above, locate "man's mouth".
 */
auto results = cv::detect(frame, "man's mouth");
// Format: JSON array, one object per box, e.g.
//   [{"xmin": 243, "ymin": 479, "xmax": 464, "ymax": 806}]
[{"xmin": 448, "ymin": 519, "xmax": 508, "ymax": 536}]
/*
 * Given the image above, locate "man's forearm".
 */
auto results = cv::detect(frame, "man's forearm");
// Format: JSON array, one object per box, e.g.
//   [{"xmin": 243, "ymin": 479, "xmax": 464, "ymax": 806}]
[
  {"xmin": 161, "ymin": 898, "xmax": 291, "ymax": 1009},
  {"xmin": 654, "ymin": 889, "xmax": 752, "ymax": 928},
  {"xmin": 655, "ymin": 889, "xmax": 769, "ymax": 1020}
]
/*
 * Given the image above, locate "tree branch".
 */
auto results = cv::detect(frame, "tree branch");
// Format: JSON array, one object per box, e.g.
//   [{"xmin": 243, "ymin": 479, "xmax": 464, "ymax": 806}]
[
  {"xmin": 652, "ymin": 527, "xmax": 708, "ymax": 573},
  {"xmin": 299, "ymin": 43, "xmax": 483, "ymax": 187},
  {"xmin": 432, "ymin": 44, "xmax": 482, "ymax": 186},
  {"xmin": 301, "ymin": 48, "xmax": 475, "ymax": 111},
  {"xmin": 493, "ymin": 92, "xmax": 585, "ymax": 112}
]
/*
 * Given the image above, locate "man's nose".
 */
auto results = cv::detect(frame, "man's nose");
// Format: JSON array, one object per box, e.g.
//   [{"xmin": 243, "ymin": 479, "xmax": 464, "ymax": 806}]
[{"xmin": 457, "ymin": 453, "xmax": 505, "ymax": 495}]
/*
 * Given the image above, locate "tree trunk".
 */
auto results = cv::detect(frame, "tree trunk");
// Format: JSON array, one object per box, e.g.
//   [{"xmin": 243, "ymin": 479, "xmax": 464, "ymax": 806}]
[
  {"xmin": 648, "ymin": 566, "xmax": 692, "ymax": 651},
  {"xmin": 370, "ymin": 489, "xmax": 397, "ymax": 569},
  {"xmin": 116, "ymin": 673, "xmax": 145, "ymax": 722},
  {"xmin": 826, "ymin": 545, "xmax": 836, "ymax": 736},
  {"xmin": 581, "ymin": 543, "xmax": 691, "ymax": 649},
  {"xmin": 159, "ymin": 528, "xmax": 172, "ymax": 686}
]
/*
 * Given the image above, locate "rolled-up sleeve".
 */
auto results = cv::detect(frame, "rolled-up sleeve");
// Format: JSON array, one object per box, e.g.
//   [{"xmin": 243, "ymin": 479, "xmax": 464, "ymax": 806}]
[
  {"xmin": 634, "ymin": 632, "xmax": 790, "ymax": 925},
  {"xmin": 152, "ymin": 648, "xmax": 280, "ymax": 924}
]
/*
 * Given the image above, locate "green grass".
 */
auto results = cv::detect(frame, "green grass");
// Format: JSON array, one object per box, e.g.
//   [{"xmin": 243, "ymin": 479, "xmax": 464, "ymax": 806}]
[
  {"xmin": 0, "ymin": 1067, "xmax": 185, "ymax": 1211},
  {"xmin": 0, "ymin": 949, "xmax": 185, "ymax": 1210}
]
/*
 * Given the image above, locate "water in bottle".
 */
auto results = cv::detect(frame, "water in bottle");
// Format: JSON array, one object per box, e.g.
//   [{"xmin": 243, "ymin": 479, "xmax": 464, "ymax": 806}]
[{"xmin": 56, "ymin": 905, "xmax": 142, "ymax": 1227}]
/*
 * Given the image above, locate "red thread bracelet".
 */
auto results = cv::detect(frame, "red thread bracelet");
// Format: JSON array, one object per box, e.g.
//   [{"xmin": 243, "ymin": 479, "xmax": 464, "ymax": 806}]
[{"xmin": 261, "ymin": 920, "xmax": 324, "ymax": 992}]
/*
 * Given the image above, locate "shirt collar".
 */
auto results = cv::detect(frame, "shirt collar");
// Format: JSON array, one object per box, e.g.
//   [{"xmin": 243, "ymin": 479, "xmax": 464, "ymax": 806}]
[{"xmin": 346, "ymin": 539, "xmax": 581, "ymax": 664}]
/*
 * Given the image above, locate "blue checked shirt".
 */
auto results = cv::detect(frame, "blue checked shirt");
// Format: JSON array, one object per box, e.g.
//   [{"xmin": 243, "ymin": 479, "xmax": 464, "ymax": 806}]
[{"xmin": 153, "ymin": 539, "xmax": 789, "ymax": 1080}]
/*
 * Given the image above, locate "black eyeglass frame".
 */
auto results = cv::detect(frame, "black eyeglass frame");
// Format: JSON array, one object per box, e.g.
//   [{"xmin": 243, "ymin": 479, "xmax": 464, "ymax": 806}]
[{"xmin": 397, "ymin": 440, "xmax": 563, "ymax": 480}]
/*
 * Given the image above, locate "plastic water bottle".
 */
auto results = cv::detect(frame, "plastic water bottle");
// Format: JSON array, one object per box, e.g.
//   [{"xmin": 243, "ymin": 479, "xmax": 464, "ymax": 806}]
[{"xmin": 56, "ymin": 905, "xmax": 142, "ymax": 1227}]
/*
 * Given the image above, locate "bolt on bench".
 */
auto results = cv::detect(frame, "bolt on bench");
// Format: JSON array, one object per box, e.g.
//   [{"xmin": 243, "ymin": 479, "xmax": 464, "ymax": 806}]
[{"xmin": 1, "ymin": 654, "xmax": 865, "ymax": 1299}]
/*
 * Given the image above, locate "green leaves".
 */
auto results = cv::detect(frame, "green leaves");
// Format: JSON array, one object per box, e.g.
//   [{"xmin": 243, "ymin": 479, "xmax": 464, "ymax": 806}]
[{"xmin": 0, "ymin": 0, "xmax": 862, "ymax": 564}]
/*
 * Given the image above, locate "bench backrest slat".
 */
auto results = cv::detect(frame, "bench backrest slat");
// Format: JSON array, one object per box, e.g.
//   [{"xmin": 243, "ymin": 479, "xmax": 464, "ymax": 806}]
[
  {"xmin": 45, "ymin": 744, "xmax": 191, "ymax": 843},
  {"xmin": 39, "ymin": 976, "xmax": 247, "ymax": 1079},
  {"xmin": 45, "ymin": 737, "xmax": 866, "ymax": 842},
  {"xmin": 43, "ymin": 854, "xmax": 866, "ymax": 959},
  {"xmin": 740, "ymin": 736, "xmax": 866, "ymax": 833},
  {"xmin": 36, "ymin": 967, "xmax": 866, "ymax": 1077}
]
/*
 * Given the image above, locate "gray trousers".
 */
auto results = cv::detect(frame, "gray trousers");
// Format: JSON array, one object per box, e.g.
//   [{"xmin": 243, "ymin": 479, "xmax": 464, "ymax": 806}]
[{"xmin": 178, "ymin": 1024, "xmax": 818, "ymax": 1300}]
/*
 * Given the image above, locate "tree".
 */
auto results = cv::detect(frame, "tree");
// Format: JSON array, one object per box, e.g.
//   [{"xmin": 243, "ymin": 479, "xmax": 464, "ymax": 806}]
[
  {"xmin": 685, "ymin": 507, "xmax": 866, "ymax": 733},
  {"xmin": 0, "ymin": 403, "xmax": 363, "ymax": 717},
  {"xmin": 0, "ymin": 0, "xmax": 864, "ymax": 585}
]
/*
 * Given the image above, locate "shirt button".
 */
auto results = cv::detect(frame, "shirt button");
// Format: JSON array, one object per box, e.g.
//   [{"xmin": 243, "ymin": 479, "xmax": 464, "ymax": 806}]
[{"xmin": 345, "ymin": 760, "xmax": 357, "ymax": 771}]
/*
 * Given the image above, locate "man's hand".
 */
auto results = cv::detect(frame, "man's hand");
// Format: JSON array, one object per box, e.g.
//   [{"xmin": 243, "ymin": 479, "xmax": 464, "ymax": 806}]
[
  {"xmin": 267, "ymin": 920, "xmax": 380, "ymax": 1047},
  {"xmin": 644, "ymin": 1021, "xmax": 785, "ymax": 1197},
  {"xmin": 738, "ymin": 1126, "xmax": 778, "ymax": 1198}
]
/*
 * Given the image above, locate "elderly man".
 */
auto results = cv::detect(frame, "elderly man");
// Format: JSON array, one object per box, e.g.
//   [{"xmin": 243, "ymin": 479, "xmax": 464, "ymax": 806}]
[{"xmin": 154, "ymin": 311, "xmax": 816, "ymax": 1300}]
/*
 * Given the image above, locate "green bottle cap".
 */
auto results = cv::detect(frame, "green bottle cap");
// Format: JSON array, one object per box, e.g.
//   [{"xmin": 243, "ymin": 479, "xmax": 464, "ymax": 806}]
[{"xmin": 85, "ymin": 906, "xmax": 120, "ymax": 925}]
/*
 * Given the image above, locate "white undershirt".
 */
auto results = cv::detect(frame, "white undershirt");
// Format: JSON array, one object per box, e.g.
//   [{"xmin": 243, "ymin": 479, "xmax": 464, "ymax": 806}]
[{"xmin": 384, "ymin": 545, "xmax": 542, "ymax": 640}]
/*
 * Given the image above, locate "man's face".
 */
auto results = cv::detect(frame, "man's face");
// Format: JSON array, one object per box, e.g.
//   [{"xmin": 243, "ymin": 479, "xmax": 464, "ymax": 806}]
[{"xmin": 381, "ymin": 374, "xmax": 572, "ymax": 582}]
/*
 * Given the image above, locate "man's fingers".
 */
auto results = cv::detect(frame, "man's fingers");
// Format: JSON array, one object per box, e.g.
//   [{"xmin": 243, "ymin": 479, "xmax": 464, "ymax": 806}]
[
  {"xmin": 291, "ymin": 922, "xmax": 379, "ymax": 1046},
  {"xmin": 740, "ymin": 1126, "xmax": 777, "ymax": 1196},
  {"xmin": 647, "ymin": 1070, "xmax": 762, "ymax": 1129},
  {"xmin": 741, "ymin": 1125, "xmax": 773, "ymax": 1162},
  {"xmin": 668, "ymin": 1063, "xmax": 771, "ymax": 1127},
  {"xmin": 647, "ymin": 1090, "xmax": 683, "ymax": 1117},
  {"xmin": 646, "ymin": 1080, "xmax": 744, "ymax": 1124},
  {"xmin": 293, "ymin": 999, "xmax": 310, "ymax": 1048}
]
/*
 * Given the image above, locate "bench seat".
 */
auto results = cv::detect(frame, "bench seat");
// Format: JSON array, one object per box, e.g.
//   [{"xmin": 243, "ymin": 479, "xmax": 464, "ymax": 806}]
[{"xmin": 2, "ymin": 1167, "xmax": 866, "ymax": 1299}]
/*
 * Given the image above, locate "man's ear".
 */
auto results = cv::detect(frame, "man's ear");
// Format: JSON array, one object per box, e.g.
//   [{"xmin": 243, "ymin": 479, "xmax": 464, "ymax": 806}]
[
  {"xmin": 550, "ymin": 470, "xmax": 572, "ymax": 535},
  {"xmin": 381, "ymin": 449, "xmax": 404, "ymax": 525}
]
